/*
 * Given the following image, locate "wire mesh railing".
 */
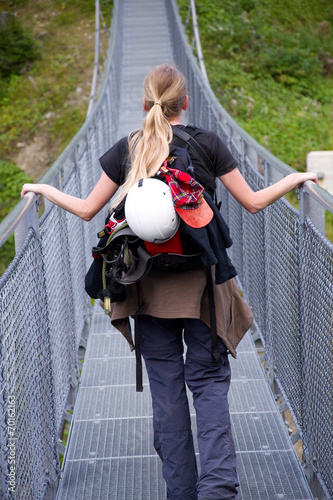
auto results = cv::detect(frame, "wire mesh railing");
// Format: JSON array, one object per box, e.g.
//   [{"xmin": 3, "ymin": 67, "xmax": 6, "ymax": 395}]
[
  {"xmin": 0, "ymin": 0, "xmax": 332, "ymax": 498},
  {"xmin": 166, "ymin": 1, "xmax": 333, "ymax": 498}
]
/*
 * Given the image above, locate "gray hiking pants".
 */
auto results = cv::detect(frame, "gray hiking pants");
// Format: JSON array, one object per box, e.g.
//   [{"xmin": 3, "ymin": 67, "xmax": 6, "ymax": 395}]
[{"xmin": 139, "ymin": 315, "xmax": 238, "ymax": 500}]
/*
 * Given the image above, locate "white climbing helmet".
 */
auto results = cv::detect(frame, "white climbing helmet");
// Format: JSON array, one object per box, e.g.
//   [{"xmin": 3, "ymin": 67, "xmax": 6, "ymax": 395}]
[{"xmin": 125, "ymin": 178, "xmax": 179, "ymax": 243}]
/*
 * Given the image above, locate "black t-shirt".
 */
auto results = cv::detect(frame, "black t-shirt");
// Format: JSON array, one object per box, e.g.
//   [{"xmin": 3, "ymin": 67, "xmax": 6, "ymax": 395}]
[{"xmin": 99, "ymin": 125, "xmax": 237, "ymax": 188}]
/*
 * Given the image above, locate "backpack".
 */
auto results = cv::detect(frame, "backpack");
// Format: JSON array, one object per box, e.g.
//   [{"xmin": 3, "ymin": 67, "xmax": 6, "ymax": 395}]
[{"xmin": 85, "ymin": 146, "xmax": 204, "ymax": 310}]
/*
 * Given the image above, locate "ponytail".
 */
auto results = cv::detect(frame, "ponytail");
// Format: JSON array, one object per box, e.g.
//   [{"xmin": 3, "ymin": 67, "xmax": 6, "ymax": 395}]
[{"xmin": 111, "ymin": 64, "xmax": 187, "ymax": 209}]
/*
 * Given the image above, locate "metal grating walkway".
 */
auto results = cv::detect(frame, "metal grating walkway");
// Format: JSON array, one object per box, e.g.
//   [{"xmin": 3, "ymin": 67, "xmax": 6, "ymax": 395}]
[
  {"xmin": 57, "ymin": 0, "xmax": 314, "ymax": 498},
  {"xmin": 57, "ymin": 305, "xmax": 313, "ymax": 500}
]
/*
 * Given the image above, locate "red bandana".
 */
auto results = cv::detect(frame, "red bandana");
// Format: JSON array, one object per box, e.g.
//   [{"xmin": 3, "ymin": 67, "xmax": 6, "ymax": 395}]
[{"xmin": 159, "ymin": 164, "xmax": 213, "ymax": 228}]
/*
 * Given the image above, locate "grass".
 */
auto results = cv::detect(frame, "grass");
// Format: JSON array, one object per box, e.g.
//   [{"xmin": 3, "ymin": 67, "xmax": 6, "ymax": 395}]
[
  {"xmin": 0, "ymin": 160, "xmax": 33, "ymax": 274},
  {"xmin": 177, "ymin": 0, "xmax": 333, "ymax": 240}
]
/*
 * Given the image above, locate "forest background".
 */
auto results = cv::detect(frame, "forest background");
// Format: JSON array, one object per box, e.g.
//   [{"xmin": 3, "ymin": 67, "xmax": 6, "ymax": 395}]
[{"xmin": 0, "ymin": 0, "xmax": 332, "ymax": 274}]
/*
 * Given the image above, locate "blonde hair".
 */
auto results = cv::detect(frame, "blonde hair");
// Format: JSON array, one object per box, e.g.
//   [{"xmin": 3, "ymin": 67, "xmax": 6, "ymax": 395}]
[{"xmin": 111, "ymin": 63, "xmax": 187, "ymax": 209}]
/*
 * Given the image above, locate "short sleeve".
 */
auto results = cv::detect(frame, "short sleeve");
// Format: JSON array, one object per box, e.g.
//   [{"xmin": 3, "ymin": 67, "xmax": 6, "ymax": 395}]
[
  {"xmin": 192, "ymin": 128, "xmax": 238, "ymax": 177},
  {"xmin": 99, "ymin": 136, "xmax": 129, "ymax": 186}
]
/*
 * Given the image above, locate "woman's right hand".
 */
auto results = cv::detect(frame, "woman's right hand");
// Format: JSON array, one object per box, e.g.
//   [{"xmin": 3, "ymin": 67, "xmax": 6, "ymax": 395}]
[
  {"xmin": 290, "ymin": 171, "xmax": 319, "ymax": 189},
  {"xmin": 21, "ymin": 183, "xmax": 43, "ymax": 198}
]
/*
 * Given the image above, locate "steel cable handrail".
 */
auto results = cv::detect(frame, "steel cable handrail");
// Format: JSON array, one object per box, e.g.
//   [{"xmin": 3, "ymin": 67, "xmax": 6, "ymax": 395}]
[
  {"xmin": 0, "ymin": 193, "xmax": 37, "ymax": 249},
  {"xmin": 303, "ymin": 179, "xmax": 333, "ymax": 213},
  {"xmin": 188, "ymin": 0, "xmax": 208, "ymax": 81}
]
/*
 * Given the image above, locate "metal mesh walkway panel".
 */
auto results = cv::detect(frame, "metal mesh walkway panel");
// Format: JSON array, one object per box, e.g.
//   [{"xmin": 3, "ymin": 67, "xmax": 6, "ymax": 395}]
[
  {"xmin": 57, "ymin": 306, "xmax": 314, "ymax": 500},
  {"xmin": 57, "ymin": 308, "xmax": 166, "ymax": 500}
]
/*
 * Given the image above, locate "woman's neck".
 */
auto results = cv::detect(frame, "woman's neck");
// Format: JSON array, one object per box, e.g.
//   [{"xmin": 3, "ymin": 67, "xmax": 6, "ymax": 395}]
[{"xmin": 168, "ymin": 114, "xmax": 183, "ymax": 126}]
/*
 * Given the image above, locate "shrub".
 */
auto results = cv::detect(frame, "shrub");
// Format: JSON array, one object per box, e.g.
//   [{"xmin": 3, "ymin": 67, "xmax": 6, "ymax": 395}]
[
  {"xmin": 0, "ymin": 13, "xmax": 40, "ymax": 79},
  {"xmin": 0, "ymin": 159, "xmax": 32, "ymax": 220}
]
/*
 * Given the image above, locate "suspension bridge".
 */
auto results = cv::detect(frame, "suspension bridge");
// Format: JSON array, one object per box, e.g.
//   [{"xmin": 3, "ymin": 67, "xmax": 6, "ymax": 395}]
[{"xmin": 0, "ymin": 0, "xmax": 332, "ymax": 499}]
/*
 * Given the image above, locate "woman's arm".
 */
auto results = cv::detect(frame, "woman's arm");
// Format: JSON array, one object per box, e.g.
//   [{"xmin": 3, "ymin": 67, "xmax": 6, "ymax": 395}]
[
  {"xmin": 21, "ymin": 172, "xmax": 119, "ymax": 221},
  {"xmin": 219, "ymin": 168, "xmax": 318, "ymax": 214}
]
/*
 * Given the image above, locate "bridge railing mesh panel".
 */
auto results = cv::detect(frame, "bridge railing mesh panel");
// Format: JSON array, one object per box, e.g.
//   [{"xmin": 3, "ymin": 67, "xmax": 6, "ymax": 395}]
[
  {"xmin": 265, "ymin": 198, "xmax": 304, "ymax": 427},
  {"xmin": 241, "ymin": 161, "xmax": 266, "ymax": 337},
  {"xmin": 63, "ymin": 167, "xmax": 90, "ymax": 349},
  {"xmin": 0, "ymin": 230, "xmax": 58, "ymax": 499},
  {"xmin": 39, "ymin": 205, "xmax": 77, "ymax": 432},
  {"xmin": 300, "ymin": 217, "xmax": 333, "ymax": 496}
]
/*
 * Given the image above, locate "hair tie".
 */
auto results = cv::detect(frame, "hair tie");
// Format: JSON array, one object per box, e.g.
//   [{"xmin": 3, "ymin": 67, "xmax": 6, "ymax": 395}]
[{"xmin": 154, "ymin": 100, "xmax": 163, "ymax": 107}]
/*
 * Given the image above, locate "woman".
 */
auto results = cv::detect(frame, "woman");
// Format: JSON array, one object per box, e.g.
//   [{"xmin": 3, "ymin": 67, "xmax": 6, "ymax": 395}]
[{"xmin": 21, "ymin": 64, "xmax": 317, "ymax": 500}]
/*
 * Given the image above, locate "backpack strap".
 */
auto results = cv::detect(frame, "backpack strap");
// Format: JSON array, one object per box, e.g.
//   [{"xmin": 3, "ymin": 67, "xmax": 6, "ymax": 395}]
[
  {"xmin": 206, "ymin": 266, "xmax": 222, "ymax": 366},
  {"xmin": 172, "ymin": 126, "xmax": 219, "ymax": 204},
  {"xmin": 134, "ymin": 282, "xmax": 145, "ymax": 392},
  {"xmin": 172, "ymin": 126, "xmax": 215, "ymax": 178}
]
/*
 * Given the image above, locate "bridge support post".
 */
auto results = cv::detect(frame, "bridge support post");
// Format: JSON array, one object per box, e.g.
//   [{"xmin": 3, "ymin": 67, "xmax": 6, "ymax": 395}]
[
  {"xmin": 14, "ymin": 197, "xmax": 40, "ymax": 253},
  {"xmin": 299, "ymin": 187, "xmax": 326, "ymax": 235},
  {"xmin": 302, "ymin": 449, "xmax": 330, "ymax": 500},
  {"xmin": 45, "ymin": 480, "xmax": 58, "ymax": 500}
]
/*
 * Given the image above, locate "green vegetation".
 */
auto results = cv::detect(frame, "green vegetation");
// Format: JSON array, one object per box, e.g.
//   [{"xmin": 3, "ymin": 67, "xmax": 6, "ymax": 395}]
[
  {"xmin": 0, "ymin": 0, "xmax": 97, "ymax": 162},
  {"xmin": 0, "ymin": 160, "xmax": 32, "ymax": 220},
  {"xmin": 0, "ymin": 11, "xmax": 40, "ymax": 81},
  {"xmin": 178, "ymin": 0, "xmax": 333, "ymax": 169},
  {"xmin": 0, "ymin": 160, "xmax": 32, "ymax": 275},
  {"xmin": 0, "ymin": 0, "xmax": 111, "ymax": 271},
  {"xmin": 177, "ymin": 0, "xmax": 333, "ymax": 238}
]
